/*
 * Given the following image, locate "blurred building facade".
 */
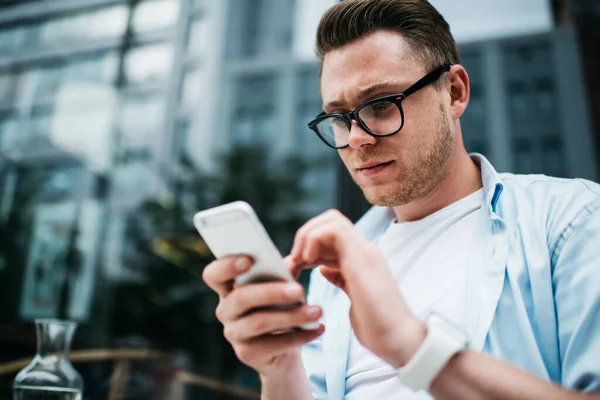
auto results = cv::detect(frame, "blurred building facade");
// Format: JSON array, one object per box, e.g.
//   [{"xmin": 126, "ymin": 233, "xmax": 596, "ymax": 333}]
[
  {"xmin": 0, "ymin": 0, "xmax": 238, "ymax": 397},
  {"xmin": 556, "ymin": 0, "xmax": 600, "ymax": 179},
  {"xmin": 0, "ymin": 0, "xmax": 210, "ymax": 313}
]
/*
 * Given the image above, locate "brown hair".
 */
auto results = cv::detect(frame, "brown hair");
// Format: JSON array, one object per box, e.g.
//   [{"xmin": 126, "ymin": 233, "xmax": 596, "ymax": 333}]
[{"xmin": 316, "ymin": 0, "xmax": 460, "ymax": 73}]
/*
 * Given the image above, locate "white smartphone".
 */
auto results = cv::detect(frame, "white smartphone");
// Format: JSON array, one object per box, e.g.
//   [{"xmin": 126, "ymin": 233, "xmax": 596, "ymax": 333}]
[{"xmin": 193, "ymin": 201, "xmax": 319, "ymax": 330}]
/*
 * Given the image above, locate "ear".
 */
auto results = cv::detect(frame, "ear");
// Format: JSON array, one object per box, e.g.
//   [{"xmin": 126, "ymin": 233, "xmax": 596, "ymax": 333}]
[{"xmin": 447, "ymin": 65, "xmax": 470, "ymax": 120}]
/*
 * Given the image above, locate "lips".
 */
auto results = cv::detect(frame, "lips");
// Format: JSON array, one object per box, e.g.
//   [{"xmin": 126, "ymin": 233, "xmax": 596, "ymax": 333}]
[
  {"xmin": 356, "ymin": 160, "xmax": 394, "ymax": 177},
  {"xmin": 357, "ymin": 160, "xmax": 393, "ymax": 171}
]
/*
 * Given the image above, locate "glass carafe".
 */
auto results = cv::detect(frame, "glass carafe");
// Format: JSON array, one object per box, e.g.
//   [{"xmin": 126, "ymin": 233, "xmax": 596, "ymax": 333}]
[{"xmin": 13, "ymin": 319, "xmax": 83, "ymax": 400}]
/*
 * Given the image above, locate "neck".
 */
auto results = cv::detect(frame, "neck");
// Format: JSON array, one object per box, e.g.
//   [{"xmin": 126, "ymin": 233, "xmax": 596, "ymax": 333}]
[{"xmin": 392, "ymin": 144, "xmax": 482, "ymax": 223}]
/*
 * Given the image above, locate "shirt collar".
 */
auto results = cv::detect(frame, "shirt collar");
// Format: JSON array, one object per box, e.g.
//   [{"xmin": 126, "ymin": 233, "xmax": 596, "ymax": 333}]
[{"xmin": 470, "ymin": 153, "xmax": 504, "ymax": 214}]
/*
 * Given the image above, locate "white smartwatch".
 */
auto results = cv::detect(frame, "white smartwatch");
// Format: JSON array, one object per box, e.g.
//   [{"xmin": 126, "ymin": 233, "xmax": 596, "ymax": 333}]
[{"xmin": 396, "ymin": 313, "xmax": 468, "ymax": 392}]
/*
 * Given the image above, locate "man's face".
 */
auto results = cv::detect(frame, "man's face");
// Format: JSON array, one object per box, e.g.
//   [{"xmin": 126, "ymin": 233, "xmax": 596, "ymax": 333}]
[{"xmin": 320, "ymin": 30, "xmax": 454, "ymax": 207}]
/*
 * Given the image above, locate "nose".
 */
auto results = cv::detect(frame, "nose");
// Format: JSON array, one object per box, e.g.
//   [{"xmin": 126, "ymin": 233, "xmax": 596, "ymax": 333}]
[{"xmin": 347, "ymin": 120, "xmax": 377, "ymax": 149}]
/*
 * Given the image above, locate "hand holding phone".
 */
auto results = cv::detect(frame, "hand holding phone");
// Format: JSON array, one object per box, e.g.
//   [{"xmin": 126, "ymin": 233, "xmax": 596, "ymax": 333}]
[{"xmin": 194, "ymin": 201, "xmax": 319, "ymax": 330}]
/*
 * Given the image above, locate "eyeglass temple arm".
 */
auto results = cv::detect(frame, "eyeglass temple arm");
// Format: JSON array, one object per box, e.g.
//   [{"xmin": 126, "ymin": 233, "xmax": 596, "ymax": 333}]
[
  {"xmin": 308, "ymin": 112, "xmax": 326, "ymax": 127},
  {"xmin": 402, "ymin": 64, "xmax": 453, "ymax": 99}
]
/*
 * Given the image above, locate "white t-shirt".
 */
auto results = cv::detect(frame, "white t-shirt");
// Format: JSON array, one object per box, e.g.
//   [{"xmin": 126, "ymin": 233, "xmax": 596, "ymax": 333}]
[{"xmin": 345, "ymin": 189, "xmax": 484, "ymax": 399}]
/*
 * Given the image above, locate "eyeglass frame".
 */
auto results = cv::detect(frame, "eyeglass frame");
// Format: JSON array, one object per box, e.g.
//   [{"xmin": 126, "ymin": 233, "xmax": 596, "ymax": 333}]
[{"xmin": 307, "ymin": 64, "xmax": 453, "ymax": 149}]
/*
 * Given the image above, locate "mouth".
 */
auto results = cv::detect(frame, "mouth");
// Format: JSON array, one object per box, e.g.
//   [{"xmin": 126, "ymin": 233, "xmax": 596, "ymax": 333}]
[{"xmin": 356, "ymin": 160, "xmax": 394, "ymax": 177}]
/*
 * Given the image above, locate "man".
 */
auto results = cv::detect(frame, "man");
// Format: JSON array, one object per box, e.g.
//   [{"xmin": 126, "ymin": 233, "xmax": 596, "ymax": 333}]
[{"xmin": 202, "ymin": 0, "xmax": 600, "ymax": 398}]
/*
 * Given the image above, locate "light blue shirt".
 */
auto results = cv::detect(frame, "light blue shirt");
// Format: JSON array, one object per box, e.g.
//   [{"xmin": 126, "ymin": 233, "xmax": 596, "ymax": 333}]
[{"xmin": 301, "ymin": 154, "xmax": 600, "ymax": 399}]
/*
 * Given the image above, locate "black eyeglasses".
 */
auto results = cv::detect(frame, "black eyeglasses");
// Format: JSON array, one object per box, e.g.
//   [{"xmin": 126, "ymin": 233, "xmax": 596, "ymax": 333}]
[{"xmin": 308, "ymin": 64, "xmax": 452, "ymax": 149}]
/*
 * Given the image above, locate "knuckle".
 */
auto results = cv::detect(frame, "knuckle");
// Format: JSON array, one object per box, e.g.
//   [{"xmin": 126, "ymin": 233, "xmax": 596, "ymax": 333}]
[
  {"xmin": 326, "ymin": 208, "xmax": 341, "ymax": 218},
  {"xmin": 223, "ymin": 324, "xmax": 237, "ymax": 343},
  {"xmin": 235, "ymin": 344, "xmax": 253, "ymax": 363},
  {"xmin": 248, "ymin": 315, "xmax": 268, "ymax": 334},
  {"xmin": 201, "ymin": 263, "xmax": 214, "ymax": 284},
  {"xmin": 228, "ymin": 291, "xmax": 243, "ymax": 311},
  {"xmin": 222, "ymin": 324, "xmax": 232, "ymax": 341},
  {"xmin": 294, "ymin": 226, "xmax": 306, "ymax": 239},
  {"xmin": 215, "ymin": 303, "xmax": 225, "ymax": 322},
  {"xmin": 295, "ymin": 307, "xmax": 312, "ymax": 322},
  {"xmin": 306, "ymin": 228, "xmax": 319, "ymax": 241},
  {"xmin": 271, "ymin": 283, "xmax": 290, "ymax": 300}
]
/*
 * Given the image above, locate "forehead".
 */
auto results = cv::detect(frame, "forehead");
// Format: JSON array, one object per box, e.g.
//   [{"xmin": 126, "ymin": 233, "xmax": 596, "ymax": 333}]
[{"xmin": 320, "ymin": 31, "xmax": 425, "ymax": 104}]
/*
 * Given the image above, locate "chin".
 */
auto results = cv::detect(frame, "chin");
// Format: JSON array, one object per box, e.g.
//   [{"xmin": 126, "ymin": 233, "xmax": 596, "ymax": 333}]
[
  {"xmin": 361, "ymin": 179, "xmax": 426, "ymax": 207},
  {"xmin": 361, "ymin": 185, "xmax": 404, "ymax": 207}
]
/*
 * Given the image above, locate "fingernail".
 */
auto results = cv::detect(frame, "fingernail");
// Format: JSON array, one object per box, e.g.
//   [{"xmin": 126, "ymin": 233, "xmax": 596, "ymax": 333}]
[
  {"xmin": 285, "ymin": 284, "xmax": 302, "ymax": 298},
  {"xmin": 235, "ymin": 258, "xmax": 250, "ymax": 271},
  {"xmin": 306, "ymin": 306, "xmax": 320, "ymax": 318}
]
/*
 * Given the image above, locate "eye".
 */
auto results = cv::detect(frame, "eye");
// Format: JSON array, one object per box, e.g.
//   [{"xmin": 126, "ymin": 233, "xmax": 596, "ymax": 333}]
[
  {"xmin": 373, "ymin": 101, "xmax": 391, "ymax": 111},
  {"xmin": 331, "ymin": 118, "xmax": 346, "ymax": 128},
  {"xmin": 360, "ymin": 101, "xmax": 395, "ymax": 120},
  {"xmin": 373, "ymin": 101, "xmax": 392, "ymax": 112}
]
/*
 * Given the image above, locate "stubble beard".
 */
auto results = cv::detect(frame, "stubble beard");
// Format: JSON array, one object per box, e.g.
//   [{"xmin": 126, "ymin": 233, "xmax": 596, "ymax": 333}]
[{"xmin": 358, "ymin": 106, "xmax": 454, "ymax": 207}]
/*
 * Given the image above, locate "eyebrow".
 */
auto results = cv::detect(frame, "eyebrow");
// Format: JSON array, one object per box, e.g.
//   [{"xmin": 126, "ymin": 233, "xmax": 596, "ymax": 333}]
[{"xmin": 323, "ymin": 80, "xmax": 408, "ymax": 110}]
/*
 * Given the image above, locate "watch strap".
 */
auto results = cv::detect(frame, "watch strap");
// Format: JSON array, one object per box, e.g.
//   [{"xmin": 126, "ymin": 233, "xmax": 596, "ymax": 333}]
[{"xmin": 396, "ymin": 315, "xmax": 467, "ymax": 392}]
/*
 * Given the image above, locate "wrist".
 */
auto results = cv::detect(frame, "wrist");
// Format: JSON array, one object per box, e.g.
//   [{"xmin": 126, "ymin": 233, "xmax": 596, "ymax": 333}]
[
  {"xmin": 387, "ymin": 317, "xmax": 428, "ymax": 369},
  {"xmin": 395, "ymin": 313, "xmax": 469, "ymax": 392},
  {"xmin": 389, "ymin": 317, "xmax": 427, "ymax": 368},
  {"xmin": 259, "ymin": 349, "xmax": 304, "ymax": 380}
]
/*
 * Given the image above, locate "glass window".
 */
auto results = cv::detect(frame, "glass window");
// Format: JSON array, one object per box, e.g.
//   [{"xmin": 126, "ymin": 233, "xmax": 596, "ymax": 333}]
[
  {"xmin": 88, "ymin": 5, "xmax": 130, "ymax": 39},
  {"xmin": 0, "ymin": 113, "xmax": 21, "ymax": 151},
  {"xmin": 186, "ymin": 18, "xmax": 208, "ymax": 55},
  {"xmin": 533, "ymin": 77, "xmax": 557, "ymax": 118},
  {"xmin": 504, "ymin": 41, "xmax": 564, "ymax": 176},
  {"xmin": 63, "ymin": 52, "xmax": 120, "ymax": 84},
  {"xmin": 512, "ymin": 137, "xmax": 537, "ymax": 174},
  {"xmin": 295, "ymin": 67, "xmax": 337, "ymax": 212},
  {"xmin": 124, "ymin": 44, "xmax": 174, "ymax": 86},
  {"xmin": 0, "ymin": 70, "xmax": 20, "ymax": 106},
  {"xmin": 295, "ymin": 67, "xmax": 323, "ymax": 152},
  {"xmin": 191, "ymin": 0, "xmax": 205, "ymax": 11},
  {"xmin": 37, "ymin": 165, "xmax": 82, "ymax": 200},
  {"xmin": 39, "ymin": 5, "xmax": 129, "ymax": 47},
  {"xmin": 231, "ymin": 73, "xmax": 277, "ymax": 144},
  {"xmin": 174, "ymin": 117, "xmax": 189, "ymax": 160},
  {"xmin": 112, "ymin": 161, "xmax": 161, "ymax": 209},
  {"xmin": 29, "ymin": 108, "xmax": 53, "ymax": 144},
  {"xmin": 132, "ymin": 0, "xmax": 181, "ymax": 33},
  {"xmin": 0, "ymin": 25, "xmax": 29, "ymax": 52},
  {"xmin": 13, "ymin": 53, "xmax": 118, "ymax": 111},
  {"xmin": 541, "ymin": 135, "xmax": 565, "ymax": 177},
  {"xmin": 0, "ymin": 108, "xmax": 54, "ymax": 153},
  {"xmin": 180, "ymin": 68, "xmax": 203, "ymax": 111},
  {"xmin": 120, "ymin": 94, "xmax": 165, "ymax": 158},
  {"xmin": 227, "ymin": 0, "xmax": 295, "ymax": 59},
  {"xmin": 31, "ymin": 63, "xmax": 66, "ymax": 104},
  {"xmin": 40, "ymin": 15, "xmax": 82, "ymax": 45},
  {"xmin": 459, "ymin": 51, "xmax": 488, "ymax": 155}
]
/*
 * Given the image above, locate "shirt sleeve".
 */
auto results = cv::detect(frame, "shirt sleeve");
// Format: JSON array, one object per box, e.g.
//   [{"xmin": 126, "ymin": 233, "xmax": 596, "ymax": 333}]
[
  {"xmin": 300, "ymin": 268, "xmax": 328, "ymax": 399},
  {"xmin": 552, "ymin": 200, "xmax": 600, "ymax": 392}
]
